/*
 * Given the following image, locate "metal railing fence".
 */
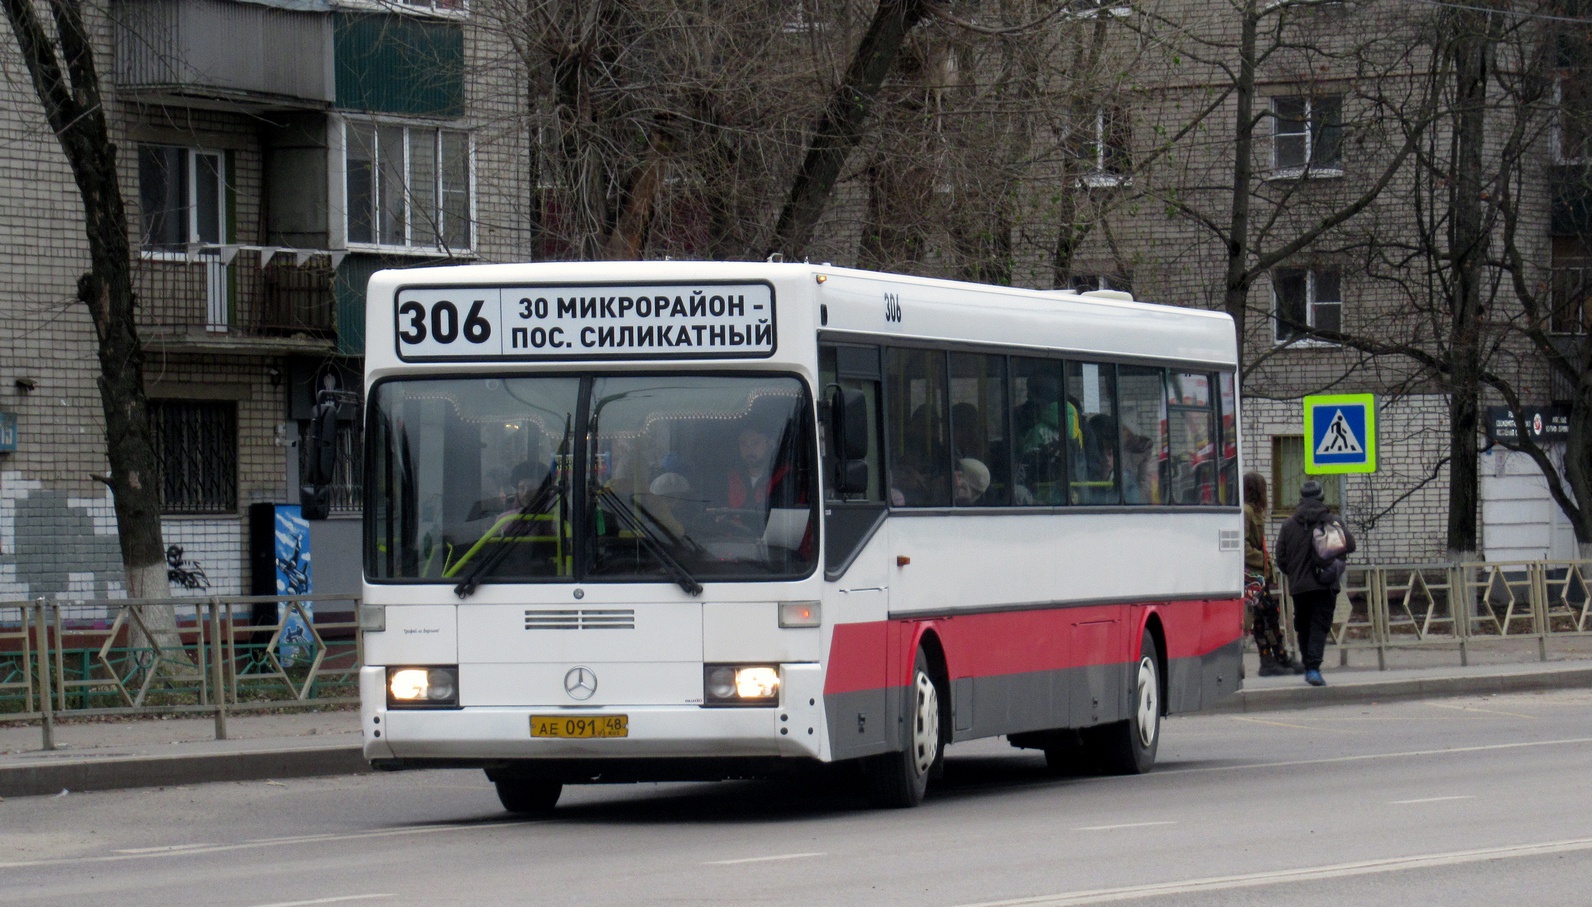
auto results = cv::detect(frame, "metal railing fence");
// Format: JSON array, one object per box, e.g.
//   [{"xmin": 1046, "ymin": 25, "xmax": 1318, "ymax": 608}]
[
  {"xmin": 1279, "ymin": 559, "xmax": 1592, "ymax": 669},
  {"xmin": 5, "ymin": 560, "xmax": 1590, "ymax": 749},
  {"xmin": 1, "ymin": 595, "xmax": 360, "ymax": 750}
]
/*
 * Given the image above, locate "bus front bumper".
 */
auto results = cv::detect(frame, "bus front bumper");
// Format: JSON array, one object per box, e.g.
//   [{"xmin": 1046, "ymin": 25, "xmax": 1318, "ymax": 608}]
[{"xmin": 360, "ymin": 663, "xmax": 827, "ymax": 767}]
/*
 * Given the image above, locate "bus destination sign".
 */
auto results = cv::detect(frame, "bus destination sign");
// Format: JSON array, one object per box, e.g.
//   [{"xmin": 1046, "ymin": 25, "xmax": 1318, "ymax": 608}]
[{"xmin": 394, "ymin": 283, "xmax": 776, "ymax": 361}]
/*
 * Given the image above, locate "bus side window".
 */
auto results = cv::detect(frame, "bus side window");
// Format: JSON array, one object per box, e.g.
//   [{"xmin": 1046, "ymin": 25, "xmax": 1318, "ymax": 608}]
[
  {"xmin": 820, "ymin": 344, "xmax": 884, "ymax": 503},
  {"xmin": 886, "ymin": 348, "xmax": 950, "ymax": 507},
  {"xmin": 949, "ymin": 352, "xmax": 1008, "ymax": 506},
  {"xmin": 1117, "ymin": 366, "xmax": 1168, "ymax": 505},
  {"xmin": 1068, "ymin": 360, "xmax": 1120, "ymax": 505}
]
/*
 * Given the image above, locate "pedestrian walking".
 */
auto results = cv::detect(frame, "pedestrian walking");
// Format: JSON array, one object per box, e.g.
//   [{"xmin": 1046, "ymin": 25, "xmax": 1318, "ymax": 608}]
[
  {"xmin": 1274, "ymin": 480, "xmax": 1356, "ymax": 686},
  {"xmin": 1243, "ymin": 472, "xmax": 1301, "ymax": 676}
]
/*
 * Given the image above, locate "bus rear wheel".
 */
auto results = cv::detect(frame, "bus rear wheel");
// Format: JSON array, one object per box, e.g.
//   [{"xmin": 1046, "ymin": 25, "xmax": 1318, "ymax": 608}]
[
  {"xmin": 492, "ymin": 775, "xmax": 563, "ymax": 815},
  {"xmin": 866, "ymin": 648, "xmax": 942, "ymax": 808},
  {"xmin": 1090, "ymin": 630, "xmax": 1160, "ymax": 775}
]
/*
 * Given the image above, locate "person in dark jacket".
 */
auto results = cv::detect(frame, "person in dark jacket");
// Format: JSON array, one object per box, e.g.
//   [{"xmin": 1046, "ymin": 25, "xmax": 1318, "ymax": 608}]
[
  {"xmin": 1274, "ymin": 480, "xmax": 1357, "ymax": 686},
  {"xmin": 1244, "ymin": 472, "xmax": 1300, "ymax": 676}
]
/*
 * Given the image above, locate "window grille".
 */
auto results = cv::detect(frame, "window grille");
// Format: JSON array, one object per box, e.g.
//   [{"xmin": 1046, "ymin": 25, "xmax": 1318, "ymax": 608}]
[{"xmin": 151, "ymin": 400, "xmax": 237, "ymax": 514}]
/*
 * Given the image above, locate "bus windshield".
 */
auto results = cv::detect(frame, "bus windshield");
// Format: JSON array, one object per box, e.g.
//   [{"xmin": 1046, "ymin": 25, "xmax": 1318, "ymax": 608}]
[{"xmin": 366, "ymin": 374, "xmax": 816, "ymax": 587}]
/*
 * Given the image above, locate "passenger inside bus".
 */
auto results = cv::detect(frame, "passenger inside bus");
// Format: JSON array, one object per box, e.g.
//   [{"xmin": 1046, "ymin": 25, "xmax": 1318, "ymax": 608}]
[
  {"xmin": 1079, "ymin": 414, "xmax": 1119, "ymax": 505},
  {"xmin": 953, "ymin": 457, "xmax": 990, "ymax": 505}
]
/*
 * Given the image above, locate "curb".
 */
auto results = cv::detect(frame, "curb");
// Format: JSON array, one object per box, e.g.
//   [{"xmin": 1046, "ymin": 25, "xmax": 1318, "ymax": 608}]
[
  {"xmin": 0, "ymin": 745, "xmax": 368, "ymax": 799},
  {"xmin": 1206, "ymin": 665, "xmax": 1592, "ymax": 713}
]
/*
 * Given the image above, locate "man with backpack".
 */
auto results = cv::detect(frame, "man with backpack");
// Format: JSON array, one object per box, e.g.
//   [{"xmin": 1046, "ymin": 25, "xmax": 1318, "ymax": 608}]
[{"xmin": 1274, "ymin": 480, "xmax": 1357, "ymax": 686}]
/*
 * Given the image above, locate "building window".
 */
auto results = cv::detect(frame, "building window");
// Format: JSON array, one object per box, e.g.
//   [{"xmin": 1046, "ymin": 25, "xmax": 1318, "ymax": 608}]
[
  {"xmin": 1272, "ymin": 95, "xmax": 1342, "ymax": 173},
  {"xmin": 1066, "ymin": 272, "xmax": 1132, "ymax": 294},
  {"xmin": 151, "ymin": 400, "xmax": 238, "ymax": 515},
  {"xmin": 1555, "ymin": 18, "xmax": 1592, "ymax": 163},
  {"xmin": 1556, "ymin": 77, "xmax": 1592, "ymax": 163},
  {"xmin": 1271, "ymin": 435, "xmax": 1341, "ymax": 516},
  {"xmin": 1551, "ymin": 237, "xmax": 1592, "ymax": 334},
  {"xmin": 345, "ymin": 120, "xmax": 472, "ymax": 252},
  {"xmin": 138, "ymin": 145, "xmax": 226, "ymax": 254},
  {"xmin": 1273, "ymin": 267, "xmax": 1342, "ymax": 344},
  {"xmin": 1076, "ymin": 107, "xmax": 1131, "ymax": 187}
]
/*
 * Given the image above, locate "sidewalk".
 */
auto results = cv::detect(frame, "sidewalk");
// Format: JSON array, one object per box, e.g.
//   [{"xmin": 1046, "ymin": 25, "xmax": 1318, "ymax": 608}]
[{"xmin": 3, "ymin": 646, "xmax": 1590, "ymax": 799}]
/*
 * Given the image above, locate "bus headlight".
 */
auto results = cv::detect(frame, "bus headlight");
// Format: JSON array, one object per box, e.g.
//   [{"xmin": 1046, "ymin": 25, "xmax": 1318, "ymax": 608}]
[
  {"xmin": 386, "ymin": 666, "xmax": 459, "ymax": 708},
  {"xmin": 703, "ymin": 664, "xmax": 780, "ymax": 706}
]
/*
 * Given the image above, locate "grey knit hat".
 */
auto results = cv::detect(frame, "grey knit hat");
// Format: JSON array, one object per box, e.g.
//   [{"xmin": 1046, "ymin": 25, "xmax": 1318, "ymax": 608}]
[{"xmin": 1300, "ymin": 479, "xmax": 1324, "ymax": 501}]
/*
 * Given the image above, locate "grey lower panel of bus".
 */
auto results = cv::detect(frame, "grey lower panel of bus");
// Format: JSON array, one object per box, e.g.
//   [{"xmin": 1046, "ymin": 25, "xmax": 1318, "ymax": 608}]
[{"xmin": 823, "ymin": 640, "xmax": 1242, "ymax": 762}]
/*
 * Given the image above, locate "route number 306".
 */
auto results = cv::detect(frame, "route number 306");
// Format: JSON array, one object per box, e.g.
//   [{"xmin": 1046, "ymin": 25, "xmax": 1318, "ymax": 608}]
[{"xmin": 398, "ymin": 298, "xmax": 492, "ymax": 345}]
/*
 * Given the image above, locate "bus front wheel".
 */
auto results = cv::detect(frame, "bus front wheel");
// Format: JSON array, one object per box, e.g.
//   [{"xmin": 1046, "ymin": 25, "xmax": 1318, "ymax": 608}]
[
  {"xmin": 1090, "ymin": 630, "xmax": 1160, "ymax": 775},
  {"xmin": 866, "ymin": 648, "xmax": 943, "ymax": 808},
  {"xmin": 492, "ymin": 775, "xmax": 563, "ymax": 815}
]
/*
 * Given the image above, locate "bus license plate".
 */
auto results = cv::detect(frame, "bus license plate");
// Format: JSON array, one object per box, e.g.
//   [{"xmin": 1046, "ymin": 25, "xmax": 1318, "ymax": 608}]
[{"xmin": 530, "ymin": 715, "xmax": 628, "ymax": 738}]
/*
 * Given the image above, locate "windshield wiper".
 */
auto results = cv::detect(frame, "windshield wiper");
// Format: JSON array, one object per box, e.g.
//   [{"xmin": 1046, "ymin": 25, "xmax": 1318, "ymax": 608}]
[
  {"xmin": 454, "ymin": 416, "xmax": 573, "ymax": 599},
  {"xmin": 453, "ymin": 477, "xmax": 559, "ymax": 599},
  {"xmin": 597, "ymin": 486, "xmax": 703, "ymax": 596}
]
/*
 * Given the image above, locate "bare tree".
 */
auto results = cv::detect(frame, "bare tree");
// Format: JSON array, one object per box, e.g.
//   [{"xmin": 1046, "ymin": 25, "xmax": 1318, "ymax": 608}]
[{"xmin": 2, "ymin": 0, "xmax": 172, "ymax": 609}]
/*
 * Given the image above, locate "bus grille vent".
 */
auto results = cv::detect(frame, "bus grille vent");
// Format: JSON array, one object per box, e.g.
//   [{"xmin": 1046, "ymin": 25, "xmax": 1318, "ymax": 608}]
[
  {"xmin": 1219, "ymin": 529, "xmax": 1242, "ymax": 551},
  {"xmin": 523, "ymin": 608, "xmax": 636, "ymax": 630}
]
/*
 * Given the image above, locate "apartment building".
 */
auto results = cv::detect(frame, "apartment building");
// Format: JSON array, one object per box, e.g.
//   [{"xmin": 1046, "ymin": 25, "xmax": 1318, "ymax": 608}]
[
  {"xmin": 0, "ymin": 0, "xmax": 528, "ymax": 601},
  {"xmin": 1047, "ymin": 0, "xmax": 1592, "ymax": 563}
]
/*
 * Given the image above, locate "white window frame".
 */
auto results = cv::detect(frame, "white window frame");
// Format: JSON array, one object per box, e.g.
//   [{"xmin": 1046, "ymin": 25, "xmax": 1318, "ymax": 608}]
[
  {"xmin": 1554, "ymin": 75, "xmax": 1592, "ymax": 165},
  {"xmin": 1077, "ymin": 107, "xmax": 1131, "ymax": 188},
  {"xmin": 1272, "ymin": 267, "xmax": 1342, "ymax": 345},
  {"xmin": 138, "ymin": 145, "xmax": 228, "ymax": 261},
  {"xmin": 1270, "ymin": 95, "xmax": 1344, "ymax": 178},
  {"xmin": 341, "ymin": 117, "xmax": 476, "ymax": 256}
]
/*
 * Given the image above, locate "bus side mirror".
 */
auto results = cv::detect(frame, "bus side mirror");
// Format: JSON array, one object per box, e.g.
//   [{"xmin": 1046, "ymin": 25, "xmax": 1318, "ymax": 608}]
[{"xmin": 829, "ymin": 387, "xmax": 870, "ymax": 495}]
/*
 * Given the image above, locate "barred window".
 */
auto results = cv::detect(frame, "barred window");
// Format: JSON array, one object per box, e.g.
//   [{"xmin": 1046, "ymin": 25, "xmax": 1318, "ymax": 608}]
[{"xmin": 151, "ymin": 400, "xmax": 237, "ymax": 515}]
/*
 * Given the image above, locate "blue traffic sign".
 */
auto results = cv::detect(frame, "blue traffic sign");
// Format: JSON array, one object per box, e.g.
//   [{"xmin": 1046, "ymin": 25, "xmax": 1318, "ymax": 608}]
[{"xmin": 1304, "ymin": 394, "xmax": 1376, "ymax": 474}]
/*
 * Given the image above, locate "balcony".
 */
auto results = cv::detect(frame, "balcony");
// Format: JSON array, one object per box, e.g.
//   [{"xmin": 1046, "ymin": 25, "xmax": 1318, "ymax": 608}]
[
  {"xmin": 134, "ymin": 248, "xmax": 340, "ymax": 354},
  {"xmin": 114, "ymin": 0, "xmax": 334, "ymax": 111}
]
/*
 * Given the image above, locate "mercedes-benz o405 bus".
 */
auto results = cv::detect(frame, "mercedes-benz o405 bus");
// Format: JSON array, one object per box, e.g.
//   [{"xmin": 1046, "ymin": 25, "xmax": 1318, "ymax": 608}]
[{"xmin": 351, "ymin": 261, "xmax": 1244, "ymax": 811}]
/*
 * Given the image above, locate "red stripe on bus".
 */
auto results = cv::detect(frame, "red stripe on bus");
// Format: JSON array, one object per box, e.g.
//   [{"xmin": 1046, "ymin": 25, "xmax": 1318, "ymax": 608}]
[{"xmin": 823, "ymin": 598, "xmax": 1243, "ymax": 695}]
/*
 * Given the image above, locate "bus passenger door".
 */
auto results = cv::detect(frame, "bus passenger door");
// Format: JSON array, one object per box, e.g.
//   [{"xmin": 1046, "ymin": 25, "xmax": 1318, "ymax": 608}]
[{"xmin": 819, "ymin": 343, "xmax": 893, "ymax": 761}]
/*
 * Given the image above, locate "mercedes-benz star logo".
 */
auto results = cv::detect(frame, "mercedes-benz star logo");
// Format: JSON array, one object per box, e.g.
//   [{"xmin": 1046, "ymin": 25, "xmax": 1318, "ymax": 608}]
[{"xmin": 563, "ymin": 666, "xmax": 597, "ymax": 701}]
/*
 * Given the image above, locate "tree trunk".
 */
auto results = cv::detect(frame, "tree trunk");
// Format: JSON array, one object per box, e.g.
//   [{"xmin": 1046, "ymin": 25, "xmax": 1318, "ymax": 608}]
[
  {"xmin": 4, "ymin": 0, "xmax": 178, "ymax": 648},
  {"xmin": 768, "ymin": 0, "xmax": 929, "ymax": 260},
  {"xmin": 1223, "ymin": 0, "xmax": 1259, "ymax": 363},
  {"xmin": 1443, "ymin": 10, "xmax": 1489, "ymax": 558}
]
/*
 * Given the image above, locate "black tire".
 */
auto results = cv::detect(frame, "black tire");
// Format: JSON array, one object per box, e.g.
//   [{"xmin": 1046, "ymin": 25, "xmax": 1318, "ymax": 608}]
[
  {"xmin": 493, "ymin": 776, "xmax": 563, "ymax": 815},
  {"xmin": 1091, "ymin": 630, "xmax": 1161, "ymax": 776},
  {"xmin": 866, "ymin": 648, "xmax": 943, "ymax": 808}
]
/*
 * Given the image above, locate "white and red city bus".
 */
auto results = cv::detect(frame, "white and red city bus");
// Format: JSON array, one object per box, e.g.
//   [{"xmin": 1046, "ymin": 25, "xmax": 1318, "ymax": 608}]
[{"xmin": 353, "ymin": 260, "xmax": 1244, "ymax": 811}]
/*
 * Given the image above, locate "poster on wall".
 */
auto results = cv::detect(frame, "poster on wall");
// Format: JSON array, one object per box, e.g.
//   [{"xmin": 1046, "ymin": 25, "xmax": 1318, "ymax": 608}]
[{"xmin": 274, "ymin": 504, "xmax": 313, "ymax": 667}]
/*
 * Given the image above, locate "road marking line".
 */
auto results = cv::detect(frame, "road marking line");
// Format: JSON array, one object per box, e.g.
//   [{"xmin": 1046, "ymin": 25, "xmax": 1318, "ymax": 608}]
[
  {"xmin": 948, "ymin": 837, "xmax": 1592, "ymax": 906},
  {"xmin": 1160, "ymin": 736, "xmax": 1592, "ymax": 776},
  {"xmin": 1074, "ymin": 822, "xmax": 1177, "ymax": 831},
  {"xmin": 1430, "ymin": 702, "xmax": 1538, "ymax": 719},
  {"xmin": 1391, "ymin": 795, "xmax": 1475, "ymax": 805},
  {"xmin": 1230, "ymin": 716, "xmax": 1331, "ymax": 730},
  {"xmin": 705, "ymin": 852, "xmax": 824, "ymax": 865},
  {"xmin": 251, "ymin": 891, "xmax": 394, "ymax": 897},
  {"xmin": 0, "ymin": 824, "xmax": 479, "ymax": 870}
]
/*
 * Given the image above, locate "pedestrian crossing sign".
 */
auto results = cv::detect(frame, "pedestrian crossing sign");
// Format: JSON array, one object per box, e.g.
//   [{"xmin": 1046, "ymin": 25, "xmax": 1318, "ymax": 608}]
[{"xmin": 1304, "ymin": 394, "xmax": 1376, "ymax": 474}]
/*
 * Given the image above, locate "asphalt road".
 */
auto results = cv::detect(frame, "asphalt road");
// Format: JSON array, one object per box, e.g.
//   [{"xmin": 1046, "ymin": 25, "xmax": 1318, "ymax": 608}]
[{"xmin": 4, "ymin": 688, "xmax": 1590, "ymax": 907}]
